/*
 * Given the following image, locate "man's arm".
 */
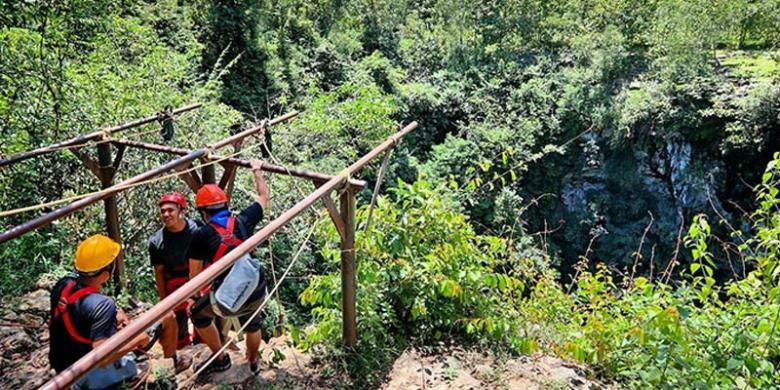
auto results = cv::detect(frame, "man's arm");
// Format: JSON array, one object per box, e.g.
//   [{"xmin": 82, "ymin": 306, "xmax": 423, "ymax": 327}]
[
  {"xmin": 89, "ymin": 300, "xmax": 148, "ymax": 368},
  {"xmin": 153, "ymin": 265, "xmax": 167, "ymax": 300},
  {"xmin": 189, "ymin": 258, "xmax": 203, "ymax": 280},
  {"xmin": 250, "ymin": 160, "xmax": 270, "ymax": 209},
  {"xmin": 149, "ymin": 240, "xmax": 167, "ymax": 300},
  {"xmin": 93, "ymin": 332, "xmax": 149, "ymax": 368}
]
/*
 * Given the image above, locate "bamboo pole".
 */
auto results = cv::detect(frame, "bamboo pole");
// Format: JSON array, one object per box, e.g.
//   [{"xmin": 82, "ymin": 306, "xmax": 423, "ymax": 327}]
[
  {"xmin": 0, "ymin": 112, "xmax": 299, "ymax": 244},
  {"xmin": 340, "ymin": 188, "xmax": 357, "ymax": 347},
  {"xmin": 110, "ymin": 139, "xmax": 367, "ymax": 189},
  {"xmin": 0, "ymin": 104, "xmax": 202, "ymax": 167},
  {"xmin": 97, "ymin": 143, "xmax": 126, "ymax": 292}
]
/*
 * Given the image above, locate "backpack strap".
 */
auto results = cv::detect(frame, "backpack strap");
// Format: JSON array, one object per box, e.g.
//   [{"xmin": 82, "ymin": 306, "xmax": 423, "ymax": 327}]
[
  {"xmin": 53, "ymin": 280, "xmax": 99, "ymax": 345},
  {"xmin": 210, "ymin": 216, "xmax": 244, "ymax": 263}
]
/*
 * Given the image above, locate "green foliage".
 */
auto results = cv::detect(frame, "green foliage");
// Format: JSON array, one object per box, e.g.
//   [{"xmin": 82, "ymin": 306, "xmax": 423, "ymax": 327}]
[
  {"xmin": 0, "ymin": 231, "xmax": 67, "ymax": 296},
  {"xmin": 517, "ymin": 157, "xmax": 780, "ymax": 388},
  {"xmin": 646, "ymin": 0, "xmax": 722, "ymax": 81},
  {"xmin": 3, "ymin": 2, "xmax": 780, "ymax": 388},
  {"xmin": 747, "ymin": 152, "xmax": 780, "ymax": 291},
  {"xmin": 718, "ymin": 79, "xmax": 780, "ymax": 153},
  {"xmin": 613, "ymin": 81, "xmax": 673, "ymax": 144},
  {"xmin": 0, "ymin": 0, "xmax": 241, "ymax": 296},
  {"xmin": 298, "ymin": 178, "xmax": 537, "ymax": 385},
  {"xmin": 192, "ymin": 0, "xmax": 274, "ymax": 115},
  {"xmin": 721, "ymin": 50, "xmax": 780, "ymax": 79},
  {"xmin": 299, "ymin": 155, "xmax": 780, "ymax": 388}
]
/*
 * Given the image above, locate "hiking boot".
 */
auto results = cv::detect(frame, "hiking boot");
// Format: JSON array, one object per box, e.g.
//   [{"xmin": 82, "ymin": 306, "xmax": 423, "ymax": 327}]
[
  {"xmin": 174, "ymin": 353, "xmax": 193, "ymax": 374},
  {"xmin": 195, "ymin": 353, "xmax": 231, "ymax": 376}
]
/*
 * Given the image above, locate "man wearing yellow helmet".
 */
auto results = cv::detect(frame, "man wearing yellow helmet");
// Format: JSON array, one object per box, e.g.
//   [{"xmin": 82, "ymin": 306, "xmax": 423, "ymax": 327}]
[{"xmin": 49, "ymin": 234, "xmax": 150, "ymax": 389}]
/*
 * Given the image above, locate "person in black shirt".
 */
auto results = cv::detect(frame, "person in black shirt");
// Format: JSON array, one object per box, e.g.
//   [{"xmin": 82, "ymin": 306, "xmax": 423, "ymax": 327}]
[
  {"xmin": 49, "ymin": 235, "xmax": 149, "ymax": 389},
  {"xmin": 148, "ymin": 192, "xmax": 195, "ymax": 373},
  {"xmin": 187, "ymin": 159, "xmax": 270, "ymax": 375}
]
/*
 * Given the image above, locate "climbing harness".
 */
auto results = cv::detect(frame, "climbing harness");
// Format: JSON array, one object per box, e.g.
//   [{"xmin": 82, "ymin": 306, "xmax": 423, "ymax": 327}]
[
  {"xmin": 210, "ymin": 216, "xmax": 247, "ymax": 263},
  {"xmin": 52, "ymin": 280, "xmax": 99, "ymax": 344}
]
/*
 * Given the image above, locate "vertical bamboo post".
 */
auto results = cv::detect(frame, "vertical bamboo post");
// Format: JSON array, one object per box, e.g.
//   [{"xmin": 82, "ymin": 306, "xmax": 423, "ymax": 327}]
[
  {"xmin": 340, "ymin": 188, "xmax": 357, "ymax": 347},
  {"xmin": 97, "ymin": 143, "xmax": 125, "ymax": 293}
]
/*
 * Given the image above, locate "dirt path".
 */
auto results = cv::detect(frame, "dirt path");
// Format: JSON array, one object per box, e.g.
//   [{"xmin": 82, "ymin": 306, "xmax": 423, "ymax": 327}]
[
  {"xmin": 2, "ymin": 288, "xmax": 616, "ymax": 389},
  {"xmin": 144, "ymin": 333, "xmax": 332, "ymax": 389}
]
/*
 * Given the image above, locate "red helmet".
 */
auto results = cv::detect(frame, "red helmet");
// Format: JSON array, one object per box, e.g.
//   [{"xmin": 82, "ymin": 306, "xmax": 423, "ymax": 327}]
[
  {"xmin": 195, "ymin": 184, "xmax": 228, "ymax": 208},
  {"xmin": 159, "ymin": 192, "xmax": 187, "ymax": 209}
]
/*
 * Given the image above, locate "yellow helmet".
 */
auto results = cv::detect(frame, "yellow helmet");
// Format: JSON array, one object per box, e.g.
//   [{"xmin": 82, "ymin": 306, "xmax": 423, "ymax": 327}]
[{"xmin": 75, "ymin": 234, "xmax": 120, "ymax": 275}]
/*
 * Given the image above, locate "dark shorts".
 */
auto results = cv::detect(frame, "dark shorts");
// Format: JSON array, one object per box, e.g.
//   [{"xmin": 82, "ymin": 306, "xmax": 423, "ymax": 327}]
[{"xmin": 191, "ymin": 289, "xmax": 266, "ymax": 333}]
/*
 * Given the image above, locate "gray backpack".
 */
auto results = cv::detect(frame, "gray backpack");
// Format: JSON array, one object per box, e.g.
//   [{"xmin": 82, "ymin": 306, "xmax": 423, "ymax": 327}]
[{"xmin": 211, "ymin": 253, "xmax": 261, "ymax": 316}]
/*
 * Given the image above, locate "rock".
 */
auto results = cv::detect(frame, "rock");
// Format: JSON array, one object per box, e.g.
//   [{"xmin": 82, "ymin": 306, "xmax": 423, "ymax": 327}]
[
  {"xmin": 0, "ymin": 327, "xmax": 36, "ymax": 356},
  {"xmin": 2, "ymin": 312, "xmax": 20, "ymax": 322},
  {"xmin": 19, "ymin": 313, "xmax": 46, "ymax": 328},
  {"xmin": 16, "ymin": 289, "xmax": 50, "ymax": 316},
  {"xmin": 6, "ymin": 362, "xmax": 49, "ymax": 389},
  {"xmin": 549, "ymin": 366, "xmax": 579, "ymax": 383},
  {"xmin": 0, "ymin": 326, "xmax": 19, "ymax": 339},
  {"xmin": 35, "ymin": 274, "xmax": 58, "ymax": 290},
  {"xmin": 383, "ymin": 348, "xmax": 611, "ymax": 390}
]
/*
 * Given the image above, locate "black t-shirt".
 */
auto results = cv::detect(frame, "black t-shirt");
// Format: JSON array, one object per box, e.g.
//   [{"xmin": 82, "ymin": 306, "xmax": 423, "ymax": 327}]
[
  {"xmin": 188, "ymin": 202, "xmax": 265, "ymax": 298},
  {"xmin": 148, "ymin": 218, "xmax": 199, "ymax": 279},
  {"xmin": 49, "ymin": 275, "xmax": 117, "ymax": 373}
]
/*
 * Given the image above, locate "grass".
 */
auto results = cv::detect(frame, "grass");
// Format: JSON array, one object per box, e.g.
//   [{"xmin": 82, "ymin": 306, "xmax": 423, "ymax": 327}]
[{"xmin": 718, "ymin": 49, "xmax": 780, "ymax": 79}]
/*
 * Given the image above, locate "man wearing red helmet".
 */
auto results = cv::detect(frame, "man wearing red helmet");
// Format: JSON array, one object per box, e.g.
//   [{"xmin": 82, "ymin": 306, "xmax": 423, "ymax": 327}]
[
  {"xmin": 148, "ymin": 192, "xmax": 196, "ymax": 373},
  {"xmin": 187, "ymin": 159, "xmax": 270, "ymax": 375}
]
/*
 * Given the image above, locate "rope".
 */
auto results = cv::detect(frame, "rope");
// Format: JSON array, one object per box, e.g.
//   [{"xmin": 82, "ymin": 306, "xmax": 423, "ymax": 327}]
[
  {"xmin": 128, "ymin": 360, "xmax": 153, "ymax": 390},
  {"xmin": 179, "ymin": 140, "xmax": 378, "ymax": 386},
  {"xmin": 180, "ymin": 212, "xmax": 326, "ymax": 387},
  {"xmin": 337, "ymin": 168, "xmax": 352, "ymax": 188},
  {"xmin": 260, "ymin": 140, "xmax": 310, "ymax": 201},
  {"xmin": 257, "ymin": 162, "xmax": 286, "ymax": 334},
  {"xmin": 252, "ymin": 139, "xmax": 354, "ymax": 332},
  {"xmin": 0, "ymin": 141, "xmax": 263, "ymax": 217},
  {"xmin": 267, "ymin": 235, "xmax": 286, "ymax": 335},
  {"xmin": 364, "ymin": 148, "xmax": 394, "ymax": 232}
]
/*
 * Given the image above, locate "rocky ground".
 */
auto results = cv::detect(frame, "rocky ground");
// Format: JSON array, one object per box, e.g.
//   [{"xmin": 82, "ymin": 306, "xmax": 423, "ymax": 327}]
[
  {"xmin": 382, "ymin": 347, "xmax": 613, "ymax": 390},
  {"xmin": 0, "ymin": 284, "xmax": 334, "ymax": 390},
  {"xmin": 1, "ymin": 286, "xmax": 615, "ymax": 389},
  {"xmin": 1, "ymin": 284, "xmax": 52, "ymax": 389}
]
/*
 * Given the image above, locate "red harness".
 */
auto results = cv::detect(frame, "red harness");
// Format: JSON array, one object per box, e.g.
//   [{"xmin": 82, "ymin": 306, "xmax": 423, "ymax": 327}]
[
  {"xmin": 211, "ymin": 216, "xmax": 243, "ymax": 262},
  {"xmin": 165, "ymin": 275, "xmax": 190, "ymax": 312},
  {"xmin": 198, "ymin": 216, "xmax": 249, "ymax": 295},
  {"xmin": 52, "ymin": 280, "xmax": 99, "ymax": 345}
]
